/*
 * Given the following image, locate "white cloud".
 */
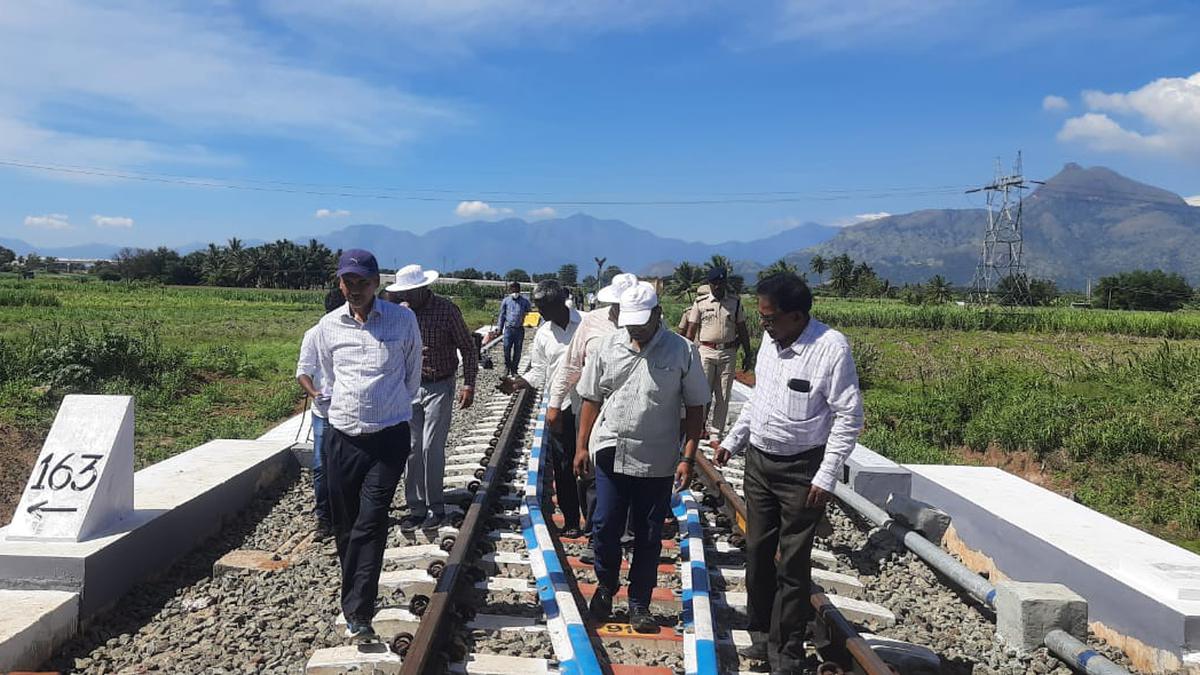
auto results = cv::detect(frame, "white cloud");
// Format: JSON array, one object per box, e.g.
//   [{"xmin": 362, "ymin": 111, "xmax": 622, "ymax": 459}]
[
  {"xmin": 830, "ymin": 212, "xmax": 892, "ymax": 228},
  {"xmin": 0, "ymin": 1, "xmax": 458, "ymax": 177},
  {"xmin": 455, "ymin": 200, "xmax": 513, "ymax": 219},
  {"xmin": 91, "ymin": 215, "xmax": 134, "ymax": 228},
  {"xmin": 1057, "ymin": 72, "xmax": 1200, "ymax": 157},
  {"xmin": 1187, "ymin": 195, "xmax": 1200, "ymax": 207},
  {"xmin": 315, "ymin": 208, "xmax": 352, "ymax": 218},
  {"xmin": 1042, "ymin": 95, "xmax": 1069, "ymax": 111},
  {"xmin": 24, "ymin": 214, "xmax": 71, "ymax": 230},
  {"xmin": 527, "ymin": 207, "xmax": 558, "ymax": 219},
  {"xmin": 262, "ymin": 0, "xmax": 700, "ymax": 58}
]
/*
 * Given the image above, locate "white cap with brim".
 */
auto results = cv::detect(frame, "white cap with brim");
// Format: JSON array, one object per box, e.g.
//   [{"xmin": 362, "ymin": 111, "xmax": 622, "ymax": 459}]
[
  {"xmin": 596, "ymin": 272, "xmax": 638, "ymax": 304},
  {"xmin": 617, "ymin": 281, "xmax": 658, "ymax": 327},
  {"xmin": 386, "ymin": 264, "xmax": 440, "ymax": 292}
]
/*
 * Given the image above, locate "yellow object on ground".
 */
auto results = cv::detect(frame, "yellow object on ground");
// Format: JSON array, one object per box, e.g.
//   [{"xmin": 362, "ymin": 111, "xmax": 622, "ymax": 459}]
[{"xmin": 523, "ymin": 310, "xmax": 542, "ymax": 328}]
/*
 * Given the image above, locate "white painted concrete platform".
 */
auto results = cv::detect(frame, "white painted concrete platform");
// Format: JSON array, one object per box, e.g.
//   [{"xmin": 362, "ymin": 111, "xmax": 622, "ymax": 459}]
[
  {"xmin": 844, "ymin": 443, "xmax": 911, "ymax": 507},
  {"xmin": 0, "ymin": 438, "xmax": 295, "ymax": 618},
  {"xmin": 0, "ymin": 590, "xmax": 78, "ymax": 672},
  {"xmin": 909, "ymin": 464, "xmax": 1200, "ymax": 672}
]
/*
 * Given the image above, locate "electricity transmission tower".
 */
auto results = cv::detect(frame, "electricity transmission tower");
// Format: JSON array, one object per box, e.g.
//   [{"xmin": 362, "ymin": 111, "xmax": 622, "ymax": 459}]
[{"xmin": 967, "ymin": 152, "xmax": 1038, "ymax": 305}]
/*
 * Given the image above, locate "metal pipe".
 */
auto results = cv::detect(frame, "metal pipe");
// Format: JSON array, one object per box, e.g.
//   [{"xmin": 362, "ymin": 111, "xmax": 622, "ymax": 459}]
[
  {"xmin": 1044, "ymin": 629, "xmax": 1132, "ymax": 675},
  {"xmin": 832, "ymin": 482, "xmax": 998, "ymax": 609},
  {"xmin": 834, "ymin": 484, "xmax": 1138, "ymax": 675}
]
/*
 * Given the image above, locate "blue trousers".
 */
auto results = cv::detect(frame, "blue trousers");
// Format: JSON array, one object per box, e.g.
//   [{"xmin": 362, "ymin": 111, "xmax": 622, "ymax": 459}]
[
  {"xmin": 502, "ymin": 326, "xmax": 525, "ymax": 374},
  {"xmin": 591, "ymin": 449, "xmax": 674, "ymax": 607},
  {"xmin": 311, "ymin": 413, "xmax": 331, "ymax": 524}
]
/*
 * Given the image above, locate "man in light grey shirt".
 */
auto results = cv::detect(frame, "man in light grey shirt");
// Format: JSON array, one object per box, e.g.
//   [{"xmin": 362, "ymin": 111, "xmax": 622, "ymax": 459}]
[
  {"xmin": 314, "ymin": 249, "xmax": 422, "ymax": 642},
  {"xmin": 713, "ymin": 271, "xmax": 863, "ymax": 672},
  {"xmin": 575, "ymin": 281, "xmax": 710, "ymax": 632}
]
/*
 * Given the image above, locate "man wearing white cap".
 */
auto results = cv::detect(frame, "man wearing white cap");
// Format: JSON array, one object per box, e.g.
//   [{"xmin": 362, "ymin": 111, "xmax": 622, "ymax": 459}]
[
  {"xmin": 575, "ymin": 281, "xmax": 710, "ymax": 632},
  {"xmin": 385, "ymin": 264, "xmax": 479, "ymax": 531},
  {"xmin": 546, "ymin": 272, "xmax": 638, "ymax": 545}
]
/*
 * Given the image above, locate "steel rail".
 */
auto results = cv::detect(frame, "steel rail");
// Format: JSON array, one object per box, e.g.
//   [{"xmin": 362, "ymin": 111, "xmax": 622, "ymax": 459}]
[
  {"xmin": 399, "ymin": 387, "xmax": 534, "ymax": 675},
  {"xmin": 692, "ymin": 451, "xmax": 895, "ymax": 675}
]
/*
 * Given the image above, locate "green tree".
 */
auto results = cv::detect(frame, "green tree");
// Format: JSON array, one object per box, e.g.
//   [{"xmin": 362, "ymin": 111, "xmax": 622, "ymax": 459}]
[
  {"xmin": 0, "ymin": 245, "xmax": 15, "ymax": 268},
  {"xmin": 600, "ymin": 265, "xmax": 624, "ymax": 286},
  {"xmin": 1095, "ymin": 270, "xmax": 1191, "ymax": 311},
  {"xmin": 828, "ymin": 254, "xmax": 855, "ymax": 297},
  {"xmin": 504, "ymin": 268, "xmax": 531, "ymax": 283},
  {"xmin": 758, "ymin": 259, "xmax": 799, "ymax": 282},
  {"xmin": 809, "ymin": 255, "xmax": 827, "ymax": 286},
  {"xmin": 668, "ymin": 262, "xmax": 705, "ymax": 300},
  {"xmin": 926, "ymin": 275, "xmax": 953, "ymax": 304},
  {"xmin": 557, "ymin": 264, "xmax": 578, "ymax": 286}
]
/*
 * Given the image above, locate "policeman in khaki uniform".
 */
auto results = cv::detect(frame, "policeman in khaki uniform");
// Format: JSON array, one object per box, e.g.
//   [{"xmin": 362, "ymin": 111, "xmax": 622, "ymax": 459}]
[{"xmin": 683, "ymin": 267, "xmax": 752, "ymax": 434}]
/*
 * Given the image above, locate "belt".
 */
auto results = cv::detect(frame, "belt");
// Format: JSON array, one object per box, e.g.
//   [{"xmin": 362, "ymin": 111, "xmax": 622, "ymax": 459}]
[
  {"xmin": 699, "ymin": 340, "xmax": 737, "ymax": 350},
  {"xmin": 422, "ymin": 372, "xmax": 455, "ymax": 384}
]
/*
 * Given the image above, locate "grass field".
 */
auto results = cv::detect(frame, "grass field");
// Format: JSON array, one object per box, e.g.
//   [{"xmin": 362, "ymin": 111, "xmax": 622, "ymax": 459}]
[
  {"xmin": 4, "ymin": 276, "xmax": 1198, "ymax": 551},
  {"xmin": 0, "ymin": 276, "xmax": 499, "ymax": 524}
]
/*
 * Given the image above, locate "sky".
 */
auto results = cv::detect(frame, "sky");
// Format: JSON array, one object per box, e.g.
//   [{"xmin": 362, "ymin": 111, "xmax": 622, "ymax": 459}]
[{"xmin": 2, "ymin": 0, "xmax": 1199, "ymax": 250}]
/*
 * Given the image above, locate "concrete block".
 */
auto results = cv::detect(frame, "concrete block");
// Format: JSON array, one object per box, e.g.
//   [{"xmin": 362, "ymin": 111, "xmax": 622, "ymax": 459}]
[
  {"xmin": 0, "ymin": 438, "xmax": 295, "ymax": 619},
  {"xmin": 908, "ymin": 464, "xmax": 1200, "ymax": 672},
  {"xmin": 995, "ymin": 581, "xmax": 1087, "ymax": 652},
  {"xmin": 305, "ymin": 644, "xmax": 402, "ymax": 674},
  {"xmin": 860, "ymin": 633, "xmax": 941, "ymax": 675},
  {"xmin": 449, "ymin": 654, "xmax": 553, "ymax": 674},
  {"xmin": 844, "ymin": 443, "xmax": 911, "ymax": 508},
  {"xmin": 884, "ymin": 493, "xmax": 951, "ymax": 545},
  {"xmin": 7, "ymin": 395, "xmax": 134, "ymax": 543},
  {"xmin": 0, "ymin": 590, "xmax": 78, "ymax": 672}
]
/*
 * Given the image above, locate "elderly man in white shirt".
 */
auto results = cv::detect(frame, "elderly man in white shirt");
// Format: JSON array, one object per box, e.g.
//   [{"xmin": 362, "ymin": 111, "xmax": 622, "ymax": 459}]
[
  {"xmin": 314, "ymin": 249, "xmax": 423, "ymax": 643},
  {"xmin": 294, "ymin": 290, "xmax": 347, "ymax": 540},
  {"xmin": 576, "ymin": 281, "xmax": 710, "ymax": 633},
  {"xmin": 503, "ymin": 279, "xmax": 584, "ymax": 534},
  {"xmin": 713, "ymin": 271, "xmax": 863, "ymax": 673}
]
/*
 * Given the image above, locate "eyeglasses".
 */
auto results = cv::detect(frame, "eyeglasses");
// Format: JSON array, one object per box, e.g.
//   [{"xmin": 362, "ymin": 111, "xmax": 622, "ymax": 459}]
[{"xmin": 758, "ymin": 311, "xmax": 793, "ymax": 326}]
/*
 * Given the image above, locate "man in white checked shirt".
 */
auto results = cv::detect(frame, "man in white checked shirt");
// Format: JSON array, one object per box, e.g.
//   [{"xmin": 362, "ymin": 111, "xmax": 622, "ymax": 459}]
[
  {"xmin": 315, "ymin": 249, "xmax": 423, "ymax": 643},
  {"xmin": 712, "ymin": 272, "xmax": 863, "ymax": 674}
]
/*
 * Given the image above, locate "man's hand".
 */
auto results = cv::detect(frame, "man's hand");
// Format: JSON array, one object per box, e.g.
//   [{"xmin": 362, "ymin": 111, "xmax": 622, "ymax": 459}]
[
  {"xmin": 805, "ymin": 484, "xmax": 833, "ymax": 509},
  {"xmin": 573, "ymin": 448, "xmax": 592, "ymax": 478},
  {"xmin": 709, "ymin": 439, "xmax": 732, "ymax": 467},
  {"xmin": 458, "ymin": 385, "xmax": 474, "ymax": 409},
  {"xmin": 674, "ymin": 461, "xmax": 693, "ymax": 493},
  {"xmin": 546, "ymin": 406, "xmax": 562, "ymax": 432},
  {"xmin": 741, "ymin": 351, "xmax": 753, "ymax": 372}
]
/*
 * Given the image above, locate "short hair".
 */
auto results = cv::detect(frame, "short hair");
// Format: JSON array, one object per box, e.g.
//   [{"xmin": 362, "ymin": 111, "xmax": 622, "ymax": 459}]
[
  {"xmin": 756, "ymin": 272, "xmax": 813, "ymax": 315},
  {"xmin": 508, "ymin": 281, "xmax": 521, "ymax": 289},
  {"xmin": 532, "ymin": 279, "xmax": 567, "ymax": 305},
  {"xmin": 324, "ymin": 286, "xmax": 346, "ymax": 313}
]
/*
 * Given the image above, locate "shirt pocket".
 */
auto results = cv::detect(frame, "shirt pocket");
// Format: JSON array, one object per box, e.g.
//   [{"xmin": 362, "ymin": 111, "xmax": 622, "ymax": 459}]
[
  {"xmin": 644, "ymin": 361, "xmax": 679, "ymax": 404},
  {"xmin": 783, "ymin": 373, "xmax": 819, "ymax": 420}
]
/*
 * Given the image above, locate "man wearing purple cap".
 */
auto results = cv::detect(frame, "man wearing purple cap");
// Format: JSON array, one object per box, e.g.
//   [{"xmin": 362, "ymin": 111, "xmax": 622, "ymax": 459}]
[{"xmin": 315, "ymin": 249, "xmax": 423, "ymax": 641}]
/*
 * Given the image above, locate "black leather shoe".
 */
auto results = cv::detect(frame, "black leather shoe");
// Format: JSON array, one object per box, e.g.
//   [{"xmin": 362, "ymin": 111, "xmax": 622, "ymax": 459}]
[
  {"xmin": 629, "ymin": 604, "xmax": 658, "ymax": 633},
  {"xmin": 588, "ymin": 585, "xmax": 613, "ymax": 621},
  {"xmin": 737, "ymin": 640, "xmax": 768, "ymax": 661}
]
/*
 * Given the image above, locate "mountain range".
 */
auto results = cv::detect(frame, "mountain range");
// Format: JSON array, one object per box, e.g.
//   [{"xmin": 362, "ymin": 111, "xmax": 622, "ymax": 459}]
[
  {"xmin": 788, "ymin": 163, "xmax": 1200, "ymax": 288},
  {"xmin": 4, "ymin": 164, "xmax": 1197, "ymax": 288}
]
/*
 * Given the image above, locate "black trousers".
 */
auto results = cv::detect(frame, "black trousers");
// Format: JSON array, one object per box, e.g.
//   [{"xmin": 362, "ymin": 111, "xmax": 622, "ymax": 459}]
[
  {"xmin": 743, "ymin": 444, "xmax": 825, "ymax": 671},
  {"xmin": 550, "ymin": 408, "xmax": 583, "ymax": 530},
  {"xmin": 325, "ymin": 422, "xmax": 410, "ymax": 623}
]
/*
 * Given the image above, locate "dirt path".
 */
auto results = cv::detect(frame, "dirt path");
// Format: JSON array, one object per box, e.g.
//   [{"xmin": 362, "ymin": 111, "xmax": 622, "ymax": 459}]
[{"xmin": 0, "ymin": 424, "xmax": 40, "ymax": 527}]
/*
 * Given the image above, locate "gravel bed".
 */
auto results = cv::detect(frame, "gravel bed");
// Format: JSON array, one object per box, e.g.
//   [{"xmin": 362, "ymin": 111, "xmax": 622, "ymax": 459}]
[{"xmin": 44, "ymin": 346, "xmax": 550, "ymax": 674}]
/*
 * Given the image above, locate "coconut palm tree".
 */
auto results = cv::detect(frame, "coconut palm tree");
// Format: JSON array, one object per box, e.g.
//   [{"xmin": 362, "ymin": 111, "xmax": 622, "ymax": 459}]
[
  {"xmin": 926, "ymin": 274, "xmax": 953, "ymax": 304},
  {"xmin": 809, "ymin": 255, "xmax": 827, "ymax": 286}
]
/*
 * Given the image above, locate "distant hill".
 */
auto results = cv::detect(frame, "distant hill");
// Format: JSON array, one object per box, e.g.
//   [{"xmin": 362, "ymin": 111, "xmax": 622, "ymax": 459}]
[
  {"xmin": 307, "ymin": 214, "xmax": 839, "ymax": 276},
  {"xmin": 788, "ymin": 164, "xmax": 1200, "ymax": 288},
  {"xmin": 0, "ymin": 238, "xmax": 124, "ymax": 259}
]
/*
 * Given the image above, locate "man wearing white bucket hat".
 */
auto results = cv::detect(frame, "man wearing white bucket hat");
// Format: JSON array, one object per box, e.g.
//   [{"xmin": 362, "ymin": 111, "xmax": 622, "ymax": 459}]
[
  {"xmin": 386, "ymin": 264, "xmax": 479, "ymax": 531},
  {"xmin": 575, "ymin": 281, "xmax": 710, "ymax": 632}
]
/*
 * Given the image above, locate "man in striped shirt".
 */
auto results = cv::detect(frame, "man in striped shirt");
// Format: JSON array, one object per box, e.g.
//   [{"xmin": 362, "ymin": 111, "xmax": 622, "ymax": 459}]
[
  {"xmin": 315, "ymin": 249, "xmax": 423, "ymax": 642},
  {"xmin": 713, "ymin": 272, "xmax": 863, "ymax": 673},
  {"xmin": 385, "ymin": 264, "xmax": 479, "ymax": 531}
]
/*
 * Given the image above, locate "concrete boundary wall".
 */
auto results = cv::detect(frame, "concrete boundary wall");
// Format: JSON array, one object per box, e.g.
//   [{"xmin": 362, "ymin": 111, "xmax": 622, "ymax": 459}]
[{"xmin": 909, "ymin": 464, "xmax": 1200, "ymax": 673}]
